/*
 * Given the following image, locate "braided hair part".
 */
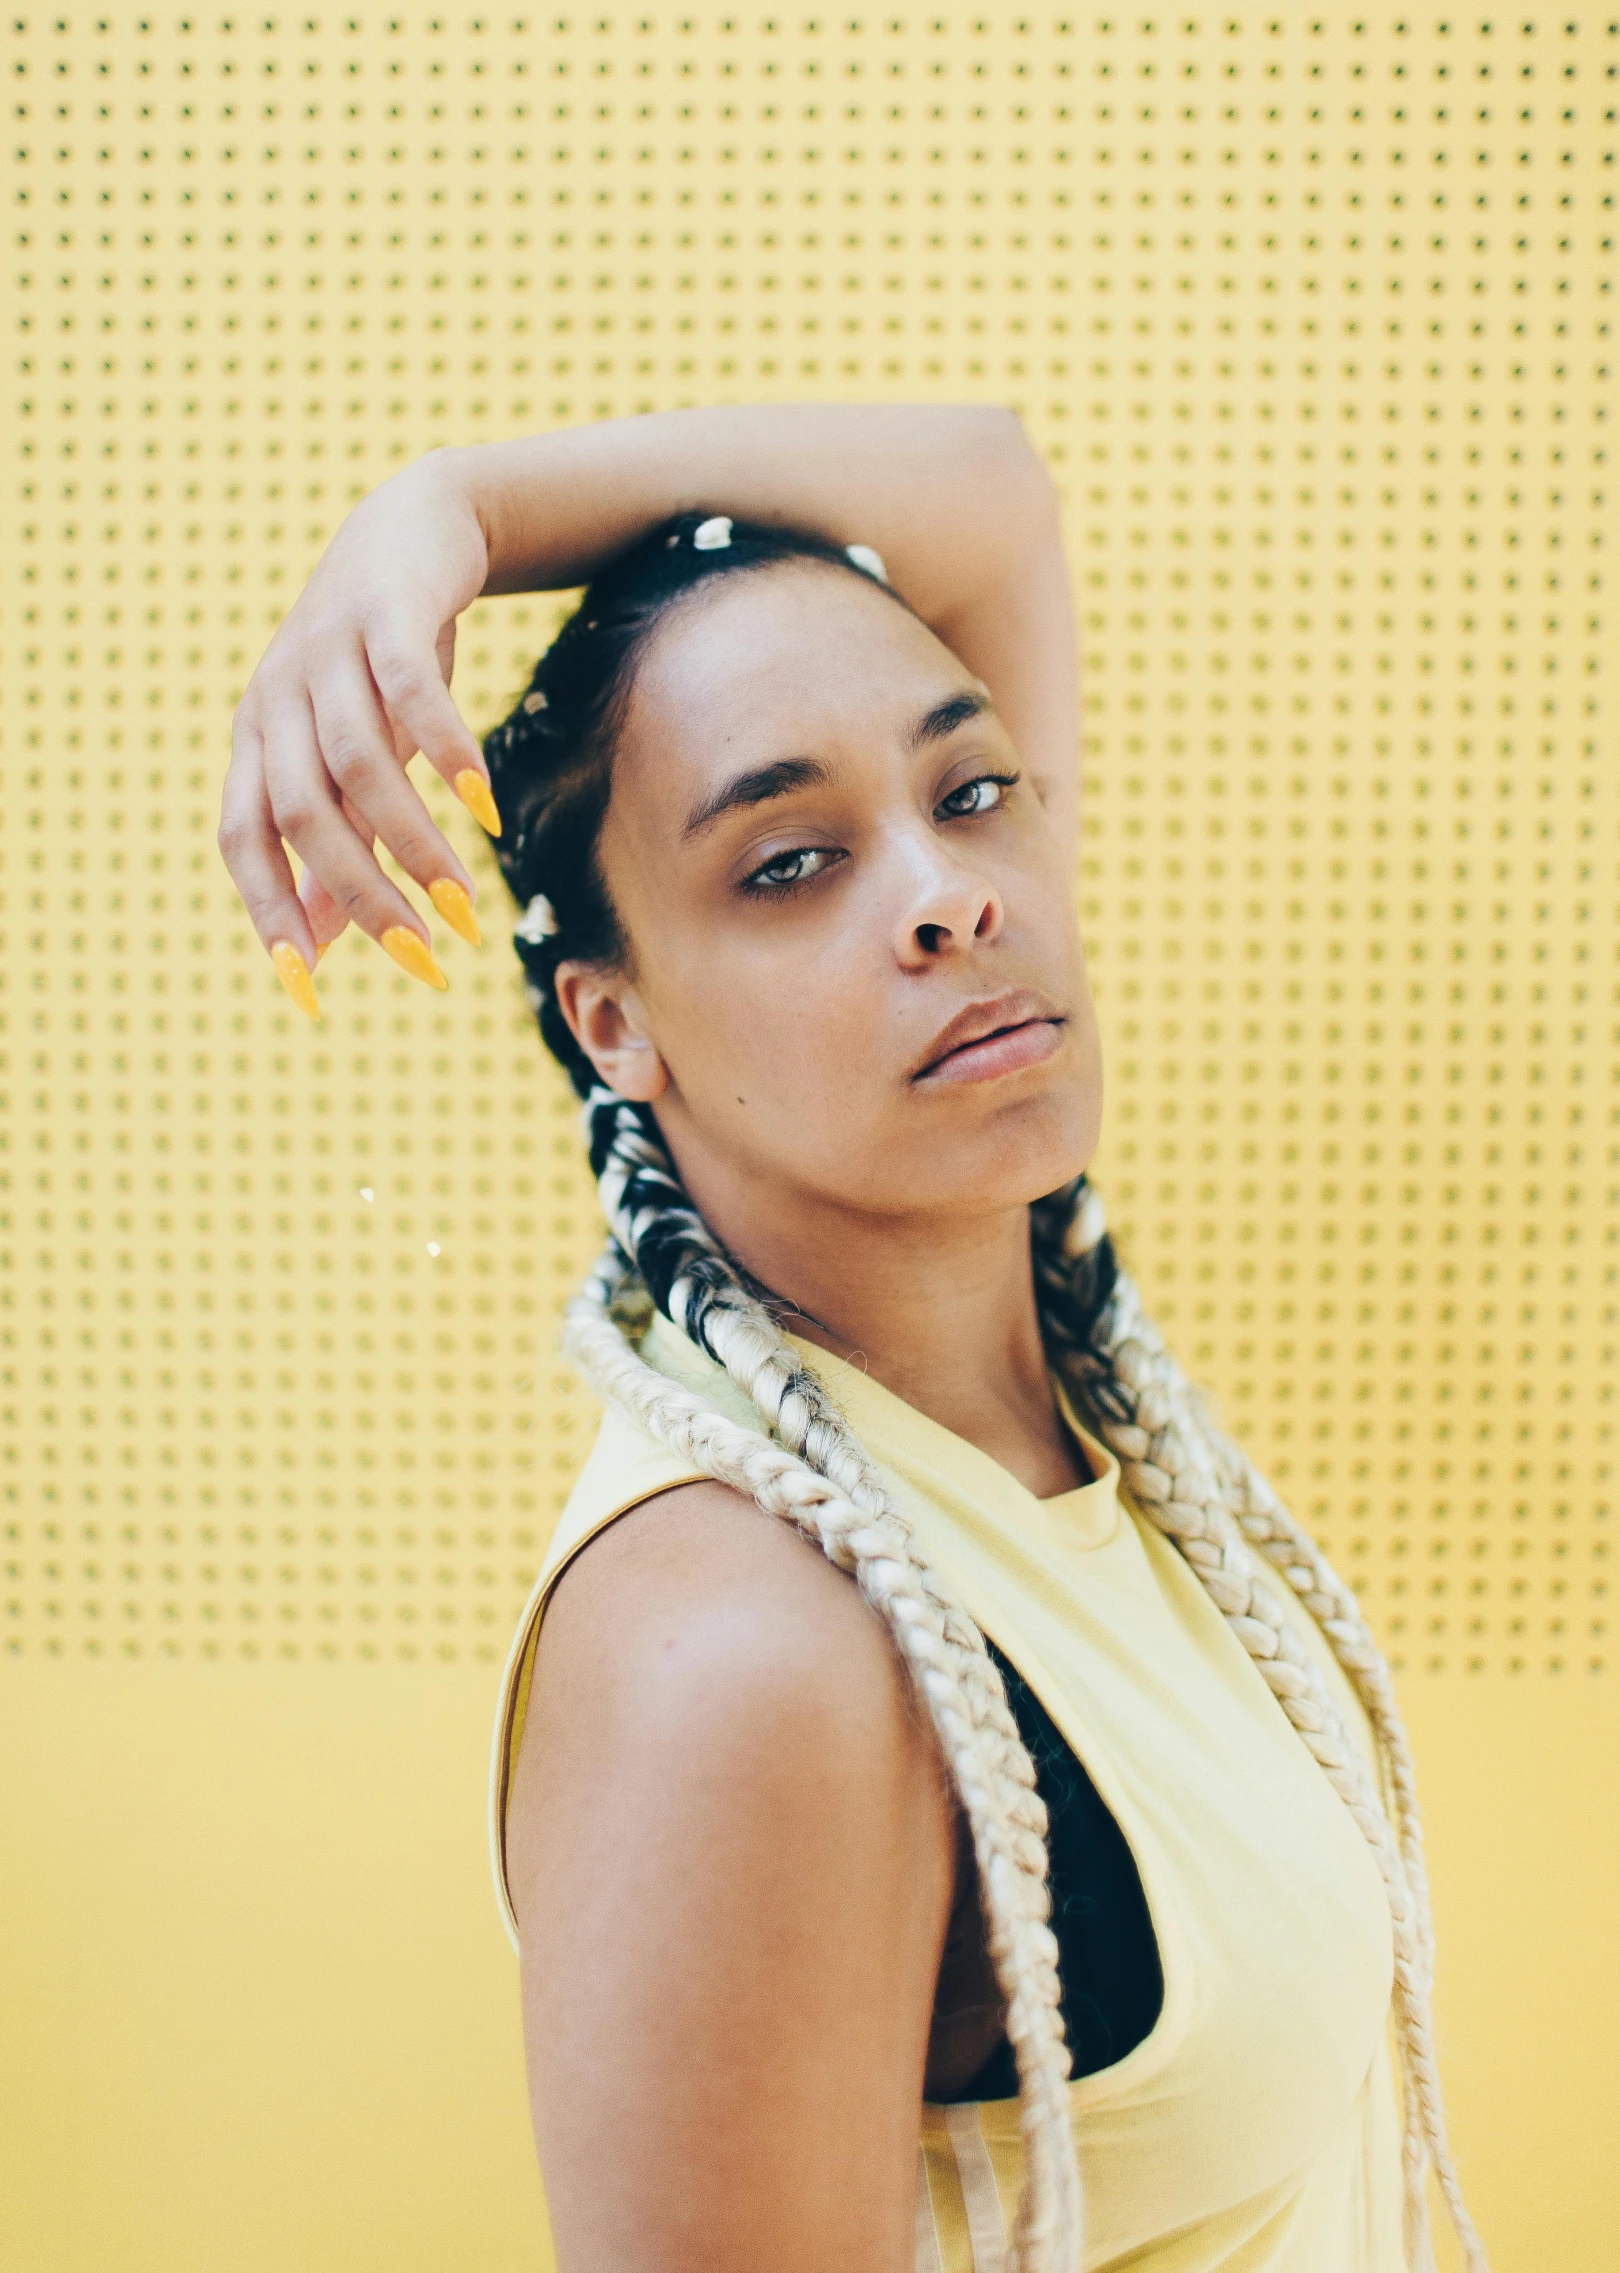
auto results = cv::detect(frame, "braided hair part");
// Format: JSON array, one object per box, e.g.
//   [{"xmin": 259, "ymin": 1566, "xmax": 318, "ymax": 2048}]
[{"xmin": 488, "ymin": 512, "xmax": 1487, "ymax": 2273}]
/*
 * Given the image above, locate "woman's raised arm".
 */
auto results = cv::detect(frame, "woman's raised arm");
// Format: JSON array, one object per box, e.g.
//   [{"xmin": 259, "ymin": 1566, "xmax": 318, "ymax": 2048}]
[
  {"xmin": 462, "ymin": 405, "xmax": 1078, "ymax": 841},
  {"xmin": 218, "ymin": 405, "xmax": 1077, "ymax": 1013}
]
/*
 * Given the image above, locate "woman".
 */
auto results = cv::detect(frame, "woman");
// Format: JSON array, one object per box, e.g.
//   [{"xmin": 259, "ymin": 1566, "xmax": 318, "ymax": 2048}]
[{"xmin": 219, "ymin": 406, "xmax": 1487, "ymax": 2273}]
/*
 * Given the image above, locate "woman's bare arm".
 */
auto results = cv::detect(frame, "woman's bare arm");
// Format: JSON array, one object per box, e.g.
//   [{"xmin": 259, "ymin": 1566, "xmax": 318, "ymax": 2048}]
[
  {"xmin": 217, "ymin": 406, "xmax": 1076, "ymax": 991},
  {"xmin": 505, "ymin": 1479, "xmax": 959, "ymax": 2273},
  {"xmin": 460, "ymin": 406, "xmax": 1078, "ymax": 845}
]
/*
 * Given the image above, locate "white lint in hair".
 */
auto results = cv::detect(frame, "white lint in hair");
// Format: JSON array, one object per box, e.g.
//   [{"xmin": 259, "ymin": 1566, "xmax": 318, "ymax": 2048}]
[
  {"xmin": 845, "ymin": 541, "xmax": 889, "ymax": 583},
  {"xmin": 522, "ymin": 689, "xmax": 548, "ymax": 713},
  {"xmin": 514, "ymin": 892, "xmax": 560, "ymax": 944},
  {"xmin": 692, "ymin": 515, "xmax": 733, "ymax": 550}
]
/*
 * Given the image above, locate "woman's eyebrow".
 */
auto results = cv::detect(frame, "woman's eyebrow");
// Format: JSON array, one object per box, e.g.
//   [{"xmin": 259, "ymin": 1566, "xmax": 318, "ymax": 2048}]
[
  {"xmin": 908, "ymin": 689, "xmax": 992, "ymax": 750},
  {"xmin": 681, "ymin": 692, "xmax": 988, "ymax": 840},
  {"xmin": 682, "ymin": 756, "xmax": 833, "ymax": 840}
]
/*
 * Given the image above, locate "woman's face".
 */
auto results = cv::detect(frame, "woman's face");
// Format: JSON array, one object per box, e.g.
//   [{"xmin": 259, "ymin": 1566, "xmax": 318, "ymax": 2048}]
[{"xmin": 561, "ymin": 561, "xmax": 1102, "ymax": 1229}]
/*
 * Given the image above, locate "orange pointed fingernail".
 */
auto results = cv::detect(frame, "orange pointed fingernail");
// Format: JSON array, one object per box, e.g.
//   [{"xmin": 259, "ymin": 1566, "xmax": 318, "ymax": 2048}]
[
  {"xmin": 313, "ymin": 939, "xmax": 330, "ymax": 967},
  {"xmin": 454, "ymin": 767, "xmax": 502, "ymax": 837},
  {"xmin": 379, "ymin": 925, "xmax": 450, "ymax": 991},
  {"xmin": 270, "ymin": 940, "xmax": 321, "ymax": 1023},
  {"xmin": 427, "ymin": 876, "xmax": 482, "ymax": 947}
]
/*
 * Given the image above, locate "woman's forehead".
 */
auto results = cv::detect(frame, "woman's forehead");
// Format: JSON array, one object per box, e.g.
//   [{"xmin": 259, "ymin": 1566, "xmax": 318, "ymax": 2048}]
[{"xmin": 618, "ymin": 562, "xmax": 961, "ymax": 789}]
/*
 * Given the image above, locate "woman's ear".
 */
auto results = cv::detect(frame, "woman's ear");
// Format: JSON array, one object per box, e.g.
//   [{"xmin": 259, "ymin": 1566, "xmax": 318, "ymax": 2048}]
[{"xmin": 552, "ymin": 962, "xmax": 670, "ymax": 1103}]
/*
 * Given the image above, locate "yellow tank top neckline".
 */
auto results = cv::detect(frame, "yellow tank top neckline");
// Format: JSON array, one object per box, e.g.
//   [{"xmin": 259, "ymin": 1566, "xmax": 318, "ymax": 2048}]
[{"xmin": 491, "ymin": 1311, "xmax": 1406, "ymax": 2272}]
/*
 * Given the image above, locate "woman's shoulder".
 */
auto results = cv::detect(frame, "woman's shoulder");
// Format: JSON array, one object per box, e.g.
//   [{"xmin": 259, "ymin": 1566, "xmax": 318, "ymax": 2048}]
[
  {"xmin": 539, "ymin": 1305, "xmax": 924, "ymax": 1751},
  {"xmin": 546, "ymin": 1472, "xmax": 908, "ymax": 1720},
  {"xmin": 495, "ymin": 1315, "xmax": 953, "ymax": 1949},
  {"xmin": 506, "ymin": 1473, "xmax": 953, "ymax": 1926},
  {"xmin": 540, "ymin": 1310, "xmax": 778, "ymax": 1582}
]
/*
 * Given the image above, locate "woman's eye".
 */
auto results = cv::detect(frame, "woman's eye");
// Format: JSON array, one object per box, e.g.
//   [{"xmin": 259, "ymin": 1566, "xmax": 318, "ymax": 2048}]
[
  {"xmin": 938, "ymin": 773, "xmax": 1015, "ymax": 819},
  {"xmin": 743, "ymin": 845, "xmax": 834, "ymax": 893}
]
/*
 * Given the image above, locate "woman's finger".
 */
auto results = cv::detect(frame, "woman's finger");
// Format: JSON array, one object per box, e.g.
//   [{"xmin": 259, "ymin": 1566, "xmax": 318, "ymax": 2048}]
[
  {"xmin": 298, "ymin": 790, "xmax": 378, "ymax": 955},
  {"xmin": 308, "ymin": 648, "xmax": 482, "ymax": 933},
  {"xmin": 364, "ymin": 613, "xmax": 504, "ymax": 840},
  {"xmin": 297, "ymin": 862, "xmax": 351, "ymax": 964},
  {"xmin": 218, "ymin": 712, "xmax": 324, "ymax": 1021},
  {"xmin": 298, "ymin": 789, "xmax": 482, "ymax": 958},
  {"xmin": 297, "ymin": 793, "xmax": 380, "ymax": 961},
  {"xmin": 262, "ymin": 687, "xmax": 452, "ymax": 995}
]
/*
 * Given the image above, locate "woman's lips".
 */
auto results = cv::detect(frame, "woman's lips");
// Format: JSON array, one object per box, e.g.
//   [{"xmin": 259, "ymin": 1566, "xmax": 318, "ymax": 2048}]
[{"xmin": 915, "ymin": 1017, "xmax": 1065, "ymax": 1087}]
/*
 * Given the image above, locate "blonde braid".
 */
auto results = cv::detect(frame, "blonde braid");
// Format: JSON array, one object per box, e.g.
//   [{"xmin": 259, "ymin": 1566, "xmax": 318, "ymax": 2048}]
[
  {"xmin": 1042, "ymin": 1191, "xmax": 1488, "ymax": 2273},
  {"xmin": 571, "ymin": 1085, "xmax": 1485, "ymax": 2272},
  {"xmin": 564, "ymin": 1247, "xmax": 1083, "ymax": 2273},
  {"xmin": 1206, "ymin": 1428, "xmax": 1439, "ymax": 1984}
]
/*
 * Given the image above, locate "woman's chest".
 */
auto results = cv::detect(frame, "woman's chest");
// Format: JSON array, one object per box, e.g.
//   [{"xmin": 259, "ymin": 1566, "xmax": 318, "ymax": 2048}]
[{"xmin": 911, "ymin": 1493, "xmax": 1396, "ymax": 2199}]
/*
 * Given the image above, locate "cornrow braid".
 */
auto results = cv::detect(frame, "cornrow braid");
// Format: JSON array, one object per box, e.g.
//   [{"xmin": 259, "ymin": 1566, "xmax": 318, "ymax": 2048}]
[{"xmin": 489, "ymin": 508, "xmax": 1487, "ymax": 2273}]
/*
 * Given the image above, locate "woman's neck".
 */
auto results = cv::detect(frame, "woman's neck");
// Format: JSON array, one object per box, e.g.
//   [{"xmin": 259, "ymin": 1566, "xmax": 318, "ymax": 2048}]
[{"xmin": 673, "ymin": 1160, "xmax": 1090, "ymax": 1500}]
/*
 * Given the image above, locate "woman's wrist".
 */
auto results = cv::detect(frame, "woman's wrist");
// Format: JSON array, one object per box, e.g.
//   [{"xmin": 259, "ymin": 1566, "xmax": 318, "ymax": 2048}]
[
  {"xmin": 427, "ymin": 437, "xmax": 537, "ymax": 595},
  {"xmin": 381, "ymin": 442, "xmax": 498, "ymax": 586},
  {"xmin": 442, "ymin": 429, "xmax": 629, "ymax": 598}
]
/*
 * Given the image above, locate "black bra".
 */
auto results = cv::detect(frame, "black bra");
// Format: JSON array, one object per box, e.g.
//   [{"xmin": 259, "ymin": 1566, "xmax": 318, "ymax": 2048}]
[{"xmin": 936, "ymin": 1639, "xmax": 1165, "ymax": 2102}]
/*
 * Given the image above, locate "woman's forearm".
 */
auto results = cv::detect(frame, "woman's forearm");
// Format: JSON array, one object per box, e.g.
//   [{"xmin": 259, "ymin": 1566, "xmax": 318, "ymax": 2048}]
[
  {"xmin": 451, "ymin": 402, "xmax": 1051, "ymax": 606},
  {"xmin": 444, "ymin": 404, "xmax": 1080, "ymax": 848}
]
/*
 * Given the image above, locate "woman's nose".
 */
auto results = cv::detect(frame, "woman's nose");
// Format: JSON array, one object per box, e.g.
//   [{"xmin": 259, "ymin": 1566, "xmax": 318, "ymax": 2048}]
[{"xmin": 893, "ymin": 848, "xmax": 1003, "ymax": 967}]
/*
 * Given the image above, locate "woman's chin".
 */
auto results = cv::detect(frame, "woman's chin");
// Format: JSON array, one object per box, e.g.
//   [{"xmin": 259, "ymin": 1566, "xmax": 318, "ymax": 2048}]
[
  {"xmin": 858, "ymin": 1094, "xmax": 1101, "ymax": 1221},
  {"xmin": 959, "ymin": 1080, "xmax": 1102, "ymax": 1201}
]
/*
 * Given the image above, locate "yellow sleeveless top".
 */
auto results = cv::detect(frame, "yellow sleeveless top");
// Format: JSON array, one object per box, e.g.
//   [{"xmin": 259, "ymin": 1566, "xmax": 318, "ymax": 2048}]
[{"xmin": 490, "ymin": 1312, "xmax": 1406, "ymax": 2272}]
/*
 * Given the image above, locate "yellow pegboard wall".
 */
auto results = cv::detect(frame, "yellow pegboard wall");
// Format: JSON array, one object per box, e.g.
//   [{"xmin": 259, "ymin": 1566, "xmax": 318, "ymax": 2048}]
[{"xmin": 2, "ymin": 14, "xmax": 1613, "ymax": 1677}]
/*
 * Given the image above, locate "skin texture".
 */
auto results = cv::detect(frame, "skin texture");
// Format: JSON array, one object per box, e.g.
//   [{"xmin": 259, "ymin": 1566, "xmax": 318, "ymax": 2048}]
[{"xmin": 221, "ymin": 407, "xmax": 1096, "ymax": 2272}]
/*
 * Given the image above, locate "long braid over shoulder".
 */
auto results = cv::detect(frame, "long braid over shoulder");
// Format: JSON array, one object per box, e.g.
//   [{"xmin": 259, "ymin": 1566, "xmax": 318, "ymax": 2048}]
[
  {"xmin": 485, "ymin": 512, "xmax": 1487, "ymax": 2273},
  {"xmin": 566, "ymin": 1106, "xmax": 1085, "ymax": 2273},
  {"xmin": 1032, "ymin": 1186, "xmax": 1487, "ymax": 2273}
]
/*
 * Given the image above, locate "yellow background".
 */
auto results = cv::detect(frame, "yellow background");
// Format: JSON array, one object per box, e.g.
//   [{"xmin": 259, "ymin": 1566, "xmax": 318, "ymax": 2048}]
[{"xmin": 2, "ymin": 11, "xmax": 1613, "ymax": 2269}]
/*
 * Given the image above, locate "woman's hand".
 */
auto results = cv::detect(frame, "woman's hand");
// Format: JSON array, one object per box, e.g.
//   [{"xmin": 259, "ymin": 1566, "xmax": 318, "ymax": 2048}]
[
  {"xmin": 221, "ymin": 406, "xmax": 1080, "ymax": 1023},
  {"xmin": 217, "ymin": 448, "xmax": 504, "ymax": 1019}
]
